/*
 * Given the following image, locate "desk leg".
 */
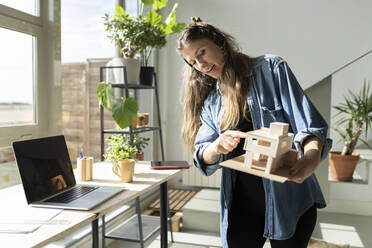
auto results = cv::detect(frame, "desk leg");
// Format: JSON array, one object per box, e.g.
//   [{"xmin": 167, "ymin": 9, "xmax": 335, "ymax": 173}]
[
  {"xmin": 160, "ymin": 182, "xmax": 168, "ymax": 248},
  {"xmin": 92, "ymin": 219, "xmax": 99, "ymax": 248},
  {"xmin": 102, "ymin": 215, "xmax": 106, "ymax": 248}
]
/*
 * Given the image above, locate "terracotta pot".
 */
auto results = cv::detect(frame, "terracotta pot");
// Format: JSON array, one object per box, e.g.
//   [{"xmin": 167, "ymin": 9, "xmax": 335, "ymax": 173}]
[
  {"xmin": 137, "ymin": 113, "xmax": 149, "ymax": 128},
  {"xmin": 136, "ymin": 152, "xmax": 144, "ymax": 161},
  {"xmin": 112, "ymin": 159, "xmax": 135, "ymax": 183},
  {"xmin": 131, "ymin": 113, "xmax": 149, "ymax": 129},
  {"xmin": 329, "ymin": 151, "xmax": 360, "ymax": 182},
  {"xmin": 131, "ymin": 114, "xmax": 138, "ymax": 130}
]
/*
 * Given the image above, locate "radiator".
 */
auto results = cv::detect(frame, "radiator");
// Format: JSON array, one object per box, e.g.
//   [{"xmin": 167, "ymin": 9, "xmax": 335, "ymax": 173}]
[{"xmin": 182, "ymin": 163, "xmax": 221, "ymax": 188}]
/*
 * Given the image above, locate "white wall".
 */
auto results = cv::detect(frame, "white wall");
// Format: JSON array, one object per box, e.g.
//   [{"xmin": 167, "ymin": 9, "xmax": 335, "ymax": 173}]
[
  {"xmin": 164, "ymin": 0, "xmax": 372, "ymax": 89},
  {"xmin": 305, "ymin": 77, "xmax": 332, "ymax": 202},
  {"xmin": 157, "ymin": 0, "xmax": 372, "ymax": 195},
  {"xmin": 325, "ymin": 52, "xmax": 372, "ymax": 215},
  {"xmin": 330, "ymin": 54, "xmax": 372, "ymax": 151}
]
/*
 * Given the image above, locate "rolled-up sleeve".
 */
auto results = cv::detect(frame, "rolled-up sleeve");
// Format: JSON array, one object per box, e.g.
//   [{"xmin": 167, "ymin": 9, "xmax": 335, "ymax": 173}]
[
  {"xmin": 193, "ymin": 102, "xmax": 222, "ymax": 176},
  {"xmin": 273, "ymin": 60, "xmax": 332, "ymax": 160}
]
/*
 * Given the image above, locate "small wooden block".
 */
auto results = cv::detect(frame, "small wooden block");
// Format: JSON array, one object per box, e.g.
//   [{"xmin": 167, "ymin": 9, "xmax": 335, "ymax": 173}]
[
  {"xmin": 85, "ymin": 157, "xmax": 93, "ymax": 181},
  {"xmin": 171, "ymin": 212, "xmax": 183, "ymax": 232},
  {"xmin": 269, "ymin": 122, "xmax": 289, "ymax": 136}
]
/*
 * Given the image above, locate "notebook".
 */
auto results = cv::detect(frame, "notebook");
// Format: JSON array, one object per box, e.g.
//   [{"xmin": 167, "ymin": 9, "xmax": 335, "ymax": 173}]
[{"xmin": 12, "ymin": 135, "xmax": 124, "ymax": 210}]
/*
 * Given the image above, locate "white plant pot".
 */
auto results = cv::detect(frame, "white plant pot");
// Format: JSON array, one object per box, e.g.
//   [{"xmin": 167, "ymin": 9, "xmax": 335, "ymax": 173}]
[
  {"xmin": 105, "ymin": 57, "xmax": 140, "ymax": 84},
  {"xmin": 122, "ymin": 58, "xmax": 140, "ymax": 84}
]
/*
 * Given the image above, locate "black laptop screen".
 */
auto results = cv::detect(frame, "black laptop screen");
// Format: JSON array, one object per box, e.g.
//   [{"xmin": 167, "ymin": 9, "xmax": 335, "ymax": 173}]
[{"xmin": 12, "ymin": 135, "xmax": 76, "ymax": 203}]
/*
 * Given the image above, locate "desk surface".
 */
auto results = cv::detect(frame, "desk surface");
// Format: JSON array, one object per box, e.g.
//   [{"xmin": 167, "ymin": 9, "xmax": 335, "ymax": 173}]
[{"xmin": 0, "ymin": 161, "xmax": 182, "ymax": 248}]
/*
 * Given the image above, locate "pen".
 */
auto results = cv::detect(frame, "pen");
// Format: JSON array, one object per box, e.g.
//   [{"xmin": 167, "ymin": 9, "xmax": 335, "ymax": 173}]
[{"xmin": 80, "ymin": 152, "xmax": 83, "ymax": 158}]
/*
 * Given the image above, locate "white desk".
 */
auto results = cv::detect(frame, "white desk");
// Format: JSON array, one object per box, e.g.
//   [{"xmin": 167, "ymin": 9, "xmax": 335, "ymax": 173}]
[{"xmin": 0, "ymin": 161, "xmax": 182, "ymax": 248}]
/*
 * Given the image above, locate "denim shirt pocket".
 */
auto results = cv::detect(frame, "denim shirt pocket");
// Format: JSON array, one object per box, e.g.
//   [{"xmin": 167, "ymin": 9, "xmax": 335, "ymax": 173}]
[{"xmin": 260, "ymin": 106, "xmax": 286, "ymax": 127}]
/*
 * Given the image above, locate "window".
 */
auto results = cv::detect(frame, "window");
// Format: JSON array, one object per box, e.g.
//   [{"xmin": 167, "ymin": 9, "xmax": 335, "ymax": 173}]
[
  {"xmin": 0, "ymin": 1, "xmax": 60, "ymax": 190},
  {"xmin": 0, "ymin": 0, "xmax": 38, "ymax": 16},
  {"xmin": 61, "ymin": 0, "xmax": 139, "ymax": 63},
  {"xmin": 0, "ymin": 27, "xmax": 35, "ymax": 126}
]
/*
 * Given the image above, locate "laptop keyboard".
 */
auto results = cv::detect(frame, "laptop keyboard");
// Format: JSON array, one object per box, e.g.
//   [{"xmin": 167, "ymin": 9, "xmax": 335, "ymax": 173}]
[{"xmin": 45, "ymin": 185, "xmax": 98, "ymax": 203}]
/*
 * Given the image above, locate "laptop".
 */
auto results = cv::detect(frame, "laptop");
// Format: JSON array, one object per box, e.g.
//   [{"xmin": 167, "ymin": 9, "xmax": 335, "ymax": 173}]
[{"xmin": 12, "ymin": 135, "xmax": 124, "ymax": 210}]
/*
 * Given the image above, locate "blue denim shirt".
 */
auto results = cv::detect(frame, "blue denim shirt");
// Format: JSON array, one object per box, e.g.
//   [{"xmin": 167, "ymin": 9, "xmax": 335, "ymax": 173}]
[{"xmin": 193, "ymin": 55, "xmax": 332, "ymax": 247}]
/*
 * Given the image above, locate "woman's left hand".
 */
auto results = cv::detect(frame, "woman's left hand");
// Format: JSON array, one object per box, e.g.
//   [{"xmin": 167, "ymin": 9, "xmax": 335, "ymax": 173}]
[
  {"xmin": 288, "ymin": 150, "xmax": 320, "ymax": 183},
  {"xmin": 288, "ymin": 137, "xmax": 323, "ymax": 184}
]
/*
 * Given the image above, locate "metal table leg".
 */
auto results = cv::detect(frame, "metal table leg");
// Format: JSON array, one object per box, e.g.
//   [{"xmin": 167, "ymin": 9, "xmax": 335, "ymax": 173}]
[
  {"xmin": 92, "ymin": 219, "xmax": 99, "ymax": 248},
  {"xmin": 136, "ymin": 197, "xmax": 145, "ymax": 248},
  {"xmin": 102, "ymin": 215, "xmax": 106, "ymax": 248},
  {"xmin": 160, "ymin": 182, "xmax": 168, "ymax": 248},
  {"xmin": 168, "ymin": 201, "xmax": 174, "ymax": 243}
]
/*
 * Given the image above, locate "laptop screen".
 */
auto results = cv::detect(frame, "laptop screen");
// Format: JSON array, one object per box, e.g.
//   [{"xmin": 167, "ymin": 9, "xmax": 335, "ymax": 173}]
[{"xmin": 12, "ymin": 135, "xmax": 76, "ymax": 204}]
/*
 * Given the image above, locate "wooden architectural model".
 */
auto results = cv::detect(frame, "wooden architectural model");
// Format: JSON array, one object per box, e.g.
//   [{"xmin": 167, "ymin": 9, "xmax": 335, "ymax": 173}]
[{"xmin": 220, "ymin": 122, "xmax": 299, "ymax": 183}]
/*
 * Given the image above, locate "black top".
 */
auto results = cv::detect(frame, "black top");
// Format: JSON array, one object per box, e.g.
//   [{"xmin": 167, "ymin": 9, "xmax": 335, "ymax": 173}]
[{"xmin": 230, "ymin": 113, "xmax": 266, "ymax": 217}]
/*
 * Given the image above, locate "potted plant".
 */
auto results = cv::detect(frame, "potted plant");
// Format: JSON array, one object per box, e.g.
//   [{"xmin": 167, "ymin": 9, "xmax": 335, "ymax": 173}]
[
  {"xmin": 132, "ymin": 113, "xmax": 150, "ymax": 130},
  {"xmin": 123, "ymin": 134, "xmax": 150, "ymax": 160},
  {"xmin": 104, "ymin": 134, "xmax": 139, "ymax": 182},
  {"xmin": 96, "ymin": 82, "xmax": 138, "ymax": 129},
  {"xmin": 329, "ymin": 80, "xmax": 372, "ymax": 181},
  {"xmin": 104, "ymin": 0, "xmax": 185, "ymax": 85}
]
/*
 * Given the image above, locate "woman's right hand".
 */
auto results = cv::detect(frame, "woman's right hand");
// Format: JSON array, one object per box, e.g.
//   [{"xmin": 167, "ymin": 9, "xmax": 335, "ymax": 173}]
[
  {"xmin": 203, "ymin": 130, "xmax": 247, "ymax": 164},
  {"xmin": 212, "ymin": 130, "xmax": 247, "ymax": 154}
]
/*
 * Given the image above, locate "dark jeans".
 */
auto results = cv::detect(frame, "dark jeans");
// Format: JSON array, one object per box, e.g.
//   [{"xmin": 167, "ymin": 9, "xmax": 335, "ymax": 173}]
[{"xmin": 227, "ymin": 204, "xmax": 317, "ymax": 248}]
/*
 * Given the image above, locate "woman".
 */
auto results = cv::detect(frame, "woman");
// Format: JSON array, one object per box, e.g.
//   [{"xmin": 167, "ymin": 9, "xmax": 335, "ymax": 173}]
[{"xmin": 177, "ymin": 17, "xmax": 332, "ymax": 248}]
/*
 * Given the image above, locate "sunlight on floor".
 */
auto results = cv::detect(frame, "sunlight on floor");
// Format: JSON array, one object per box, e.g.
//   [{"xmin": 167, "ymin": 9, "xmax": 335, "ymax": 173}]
[{"xmin": 320, "ymin": 222, "xmax": 364, "ymax": 247}]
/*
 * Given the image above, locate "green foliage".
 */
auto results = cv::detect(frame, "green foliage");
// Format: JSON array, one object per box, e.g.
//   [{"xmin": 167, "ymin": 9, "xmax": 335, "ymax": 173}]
[
  {"xmin": 126, "ymin": 134, "xmax": 150, "ymax": 153},
  {"xmin": 333, "ymin": 80, "xmax": 372, "ymax": 154},
  {"xmin": 112, "ymin": 97, "xmax": 139, "ymax": 129},
  {"xmin": 96, "ymin": 82, "xmax": 114, "ymax": 111},
  {"xmin": 96, "ymin": 82, "xmax": 139, "ymax": 129},
  {"xmin": 104, "ymin": 0, "xmax": 186, "ymax": 65},
  {"xmin": 104, "ymin": 134, "xmax": 139, "ymax": 162}
]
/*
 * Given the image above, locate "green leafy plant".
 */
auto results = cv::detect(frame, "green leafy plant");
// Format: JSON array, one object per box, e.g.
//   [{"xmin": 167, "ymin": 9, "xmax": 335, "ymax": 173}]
[
  {"xmin": 124, "ymin": 134, "xmax": 150, "ymax": 154},
  {"xmin": 333, "ymin": 80, "xmax": 372, "ymax": 155},
  {"xmin": 96, "ymin": 82, "xmax": 138, "ymax": 129},
  {"xmin": 104, "ymin": 0, "xmax": 186, "ymax": 65},
  {"xmin": 104, "ymin": 134, "xmax": 139, "ymax": 162}
]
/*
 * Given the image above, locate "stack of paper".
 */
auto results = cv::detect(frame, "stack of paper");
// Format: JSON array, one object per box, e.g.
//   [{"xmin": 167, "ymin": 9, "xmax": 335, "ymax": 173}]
[{"xmin": 0, "ymin": 192, "xmax": 63, "ymax": 233}]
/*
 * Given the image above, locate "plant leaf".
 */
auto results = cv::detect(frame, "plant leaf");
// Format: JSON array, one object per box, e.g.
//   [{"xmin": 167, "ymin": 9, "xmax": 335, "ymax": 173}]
[
  {"xmin": 115, "ymin": 5, "xmax": 127, "ymax": 16},
  {"xmin": 164, "ymin": 3, "xmax": 186, "ymax": 35},
  {"xmin": 96, "ymin": 82, "xmax": 113, "ymax": 111},
  {"xmin": 112, "ymin": 97, "xmax": 139, "ymax": 129},
  {"xmin": 141, "ymin": 0, "xmax": 153, "ymax": 7},
  {"xmin": 333, "ymin": 126, "xmax": 347, "ymax": 140},
  {"xmin": 153, "ymin": 0, "xmax": 167, "ymax": 10},
  {"xmin": 145, "ymin": 10, "xmax": 162, "ymax": 26},
  {"xmin": 359, "ymin": 139, "xmax": 372, "ymax": 150}
]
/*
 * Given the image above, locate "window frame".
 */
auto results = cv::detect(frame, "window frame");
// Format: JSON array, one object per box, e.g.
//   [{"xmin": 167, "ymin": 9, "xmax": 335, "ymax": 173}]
[{"xmin": 0, "ymin": 1, "xmax": 61, "ymax": 147}]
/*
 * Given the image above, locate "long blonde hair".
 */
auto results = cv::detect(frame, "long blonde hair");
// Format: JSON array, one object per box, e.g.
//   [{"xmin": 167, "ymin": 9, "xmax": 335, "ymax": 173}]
[{"xmin": 178, "ymin": 17, "xmax": 251, "ymax": 152}]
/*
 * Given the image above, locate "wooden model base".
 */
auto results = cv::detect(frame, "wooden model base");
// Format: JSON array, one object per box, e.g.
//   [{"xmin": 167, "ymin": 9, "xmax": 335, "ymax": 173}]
[{"xmin": 220, "ymin": 155, "xmax": 291, "ymax": 183}]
